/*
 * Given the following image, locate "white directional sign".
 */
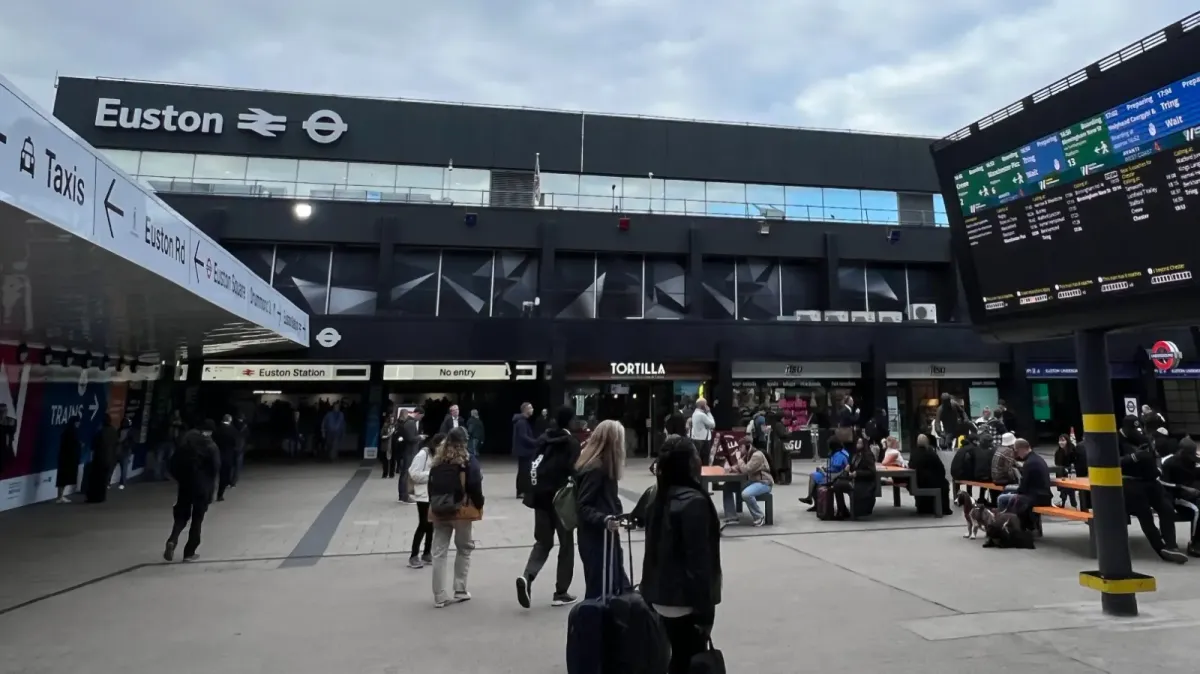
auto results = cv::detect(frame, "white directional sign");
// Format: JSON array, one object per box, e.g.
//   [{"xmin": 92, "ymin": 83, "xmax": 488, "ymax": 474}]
[{"xmin": 0, "ymin": 75, "xmax": 309, "ymax": 347}]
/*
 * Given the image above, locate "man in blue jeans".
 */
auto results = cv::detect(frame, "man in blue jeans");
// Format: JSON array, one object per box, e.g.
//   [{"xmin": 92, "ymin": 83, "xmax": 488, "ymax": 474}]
[
  {"xmin": 996, "ymin": 439, "xmax": 1051, "ymax": 517},
  {"xmin": 720, "ymin": 437, "xmax": 773, "ymax": 527}
]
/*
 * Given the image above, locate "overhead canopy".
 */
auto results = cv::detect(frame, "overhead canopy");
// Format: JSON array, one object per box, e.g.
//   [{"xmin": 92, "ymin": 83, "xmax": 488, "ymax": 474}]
[{"xmin": 0, "ymin": 74, "xmax": 309, "ymax": 361}]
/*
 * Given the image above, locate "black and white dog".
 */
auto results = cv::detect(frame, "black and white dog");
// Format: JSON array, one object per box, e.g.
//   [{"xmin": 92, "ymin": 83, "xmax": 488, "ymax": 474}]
[{"xmin": 955, "ymin": 491, "xmax": 993, "ymax": 540}]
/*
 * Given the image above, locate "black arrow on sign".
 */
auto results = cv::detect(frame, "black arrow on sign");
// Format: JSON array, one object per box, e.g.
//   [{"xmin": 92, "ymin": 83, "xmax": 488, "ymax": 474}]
[
  {"xmin": 193, "ymin": 240, "xmax": 204, "ymax": 282},
  {"xmin": 103, "ymin": 179, "xmax": 124, "ymax": 237}
]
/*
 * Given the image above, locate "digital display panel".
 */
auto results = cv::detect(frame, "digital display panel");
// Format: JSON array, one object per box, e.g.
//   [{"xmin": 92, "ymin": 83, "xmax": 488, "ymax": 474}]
[{"xmin": 952, "ymin": 70, "xmax": 1200, "ymax": 317}]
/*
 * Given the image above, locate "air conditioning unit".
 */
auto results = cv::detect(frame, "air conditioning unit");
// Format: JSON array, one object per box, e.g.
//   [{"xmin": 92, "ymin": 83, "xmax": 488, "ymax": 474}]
[
  {"xmin": 850, "ymin": 311, "xmax": 876, "ymax": 323},
  {"xmin": 823, "ymin": 311, "xmax": 850, "ymax": 322},
  {"xmin": 794, "ymin": 310, "xmax": 822, "ymax": 322},
  {"xmin": 775, "ymin": 315, "xmax": 799, "ymax": 322},
  {"xmin": 908, "ymin": 303, "xmax": 938, "ymax": 322},
  {"xmin": 877, "ymin": 311, "xmax": 903, "ymax": 323}
]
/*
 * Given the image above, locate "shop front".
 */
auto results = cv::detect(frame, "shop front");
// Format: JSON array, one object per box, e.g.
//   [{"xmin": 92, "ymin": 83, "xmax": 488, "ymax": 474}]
[
  {"xmin": 564, "ymin": 361, "xmax": 713, "ymax": 457},
  {"xmin": 730, "ymin": 361, "xmax": 862, "ymax": 459},
  {"xmin": 383, "ymin": 362, "xmax": 542, "ymax": 455},
  {"xmin": 884, "ymin": 362, "xmax": 1002, "ymax": 449}
]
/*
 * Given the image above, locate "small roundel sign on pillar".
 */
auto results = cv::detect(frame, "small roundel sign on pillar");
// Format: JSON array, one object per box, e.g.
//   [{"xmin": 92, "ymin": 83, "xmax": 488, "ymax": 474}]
[{"xmin": 1150, "ymin": 340, "xmax": 1183, "ymax": 372}]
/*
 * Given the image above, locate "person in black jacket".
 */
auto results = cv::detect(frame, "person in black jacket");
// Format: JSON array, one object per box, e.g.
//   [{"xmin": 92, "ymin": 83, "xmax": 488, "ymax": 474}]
[
  {"xmin": 640, "ymin": 435, "xmax": 722, "ymax": 674},
  {"xmin": 213, "ymin": 415, "xmax": 238, "ymax": 502},
  {"xmin": 1161, "ymin": 437, "xmax": 1200, "ymax": 557},
  {"xmin": 1053, "ymin": 434, "xmax": 1079, "ymax": 508},
  {"xmin": 516, "ymin": 405, "xmax": 580, "ymax": 609},
  {"xmin": 997, "ymin": 439, "xmax": 1051, "ymax": 516},
  {"xmin": 164, "ymin": 420, "xmax": 221, "ymax": 562},
  {"xmin": 1119, "ymin": 415, "xmax": 1187, "ymax": 564},
  {"xmin": 909, "ymin": 434, "xmax": 954, "ymax": 516},
  {"xmin": 574, "ymin": 419, "xmax": 629, "ymax": 599}
]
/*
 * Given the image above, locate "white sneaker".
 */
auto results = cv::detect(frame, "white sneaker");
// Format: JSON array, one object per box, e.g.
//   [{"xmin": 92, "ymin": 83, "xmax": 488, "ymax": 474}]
[
  {"xmin": 118, "ymin": 485, "xmax": 125, "ymax": 490},
  {"xmin": 1053, "ymin": 498, "xmax": 1063, "ymax": 508},
  {"xmin": 55, "ymin": 497, "xmax": 68, "ymax": 504}
]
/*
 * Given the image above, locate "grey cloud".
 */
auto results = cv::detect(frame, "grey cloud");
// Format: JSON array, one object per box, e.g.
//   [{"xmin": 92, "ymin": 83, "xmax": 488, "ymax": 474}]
[{"xmin": 1, "ymin": 1, "xmax": 1197, "ymax": 136}]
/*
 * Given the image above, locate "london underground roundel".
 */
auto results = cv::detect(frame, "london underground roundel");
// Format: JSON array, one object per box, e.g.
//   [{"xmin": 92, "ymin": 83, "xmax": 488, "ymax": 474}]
[{"xmin": 1150, "ymin": 340, "xmax": 1183, "ymax": 372}]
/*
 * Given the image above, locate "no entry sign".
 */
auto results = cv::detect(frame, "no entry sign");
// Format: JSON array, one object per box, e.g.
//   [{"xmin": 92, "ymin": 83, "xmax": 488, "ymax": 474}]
[{"xmin": 1150, "ymin": 340, "xmax": 1183, "ymax": 372}]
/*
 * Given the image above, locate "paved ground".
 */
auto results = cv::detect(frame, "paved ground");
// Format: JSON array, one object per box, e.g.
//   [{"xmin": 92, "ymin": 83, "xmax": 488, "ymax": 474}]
[{"xmin": 2, "ymin": 457, "xmax": 1199, "ymax": 673}]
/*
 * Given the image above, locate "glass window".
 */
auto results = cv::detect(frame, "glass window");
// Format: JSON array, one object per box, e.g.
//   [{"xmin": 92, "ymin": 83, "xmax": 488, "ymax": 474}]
[
  {"xmin": 865, "ymin": 263, "xmax": 907, "ymax": 313},
  {"xmin": 836, "ymin": 265, "xmax": 867, "ymax": 311},
  {"xmin": 247, "ymin": 157, "xmax": 299, "ymax": 182},
  {"xmin": 296, "ymin": 160, "xmax": 348, "ymax": 198},
  {"xmin": 226, "ymin": 243, "xmax": 275, "ymax": 282},
  {"xmin": 273, "ymin": 246, "xmax": 332, "ymax": 315},
  {"xmin": 785, "ymin": 186, "xmax": 822, "ymax": 221},
  {"xmin": 394, "ymin": 165, "xmax": 445, "ymax": 202},
  {"xmin": 780, "ymin": 261, "xmax": 821, "ymax": 315},
  {"xmin": 387, "ymin": 250, "xmax": 440, "ymax": 316},
  {"xmin": 548, "ymin": 253, "xmax": 597, "ymax": 319},
  {"xmin": 701, "ymin": 257, "xmax": 736, "ymax": 319},
  {"xmin": 932, "ymin": 194, "xmax": 949, "ymax": 226},
  {"xmin": 664, "ymin": 180, "xmax": 706, "ymax": 216},
  {"xmin": 822, "ymin": 188, "xmax": 863, "ymax": 223},
  {"xmin": 138, "ymin": 152, "xmax": 195, "ymax": 179},
  {"xmin": 645, "ymin": 256, "xmax": 687, "ymax": 319},
  {"xmin": 492, "ymin": 251, "xmax": 539, "ymax": 317},
  {"xmin": 619, "ymin": 177, "xmax": 663, "ymax": 214},
  {"xmin": 596, "ymin": 254, "xmax": 643, "ymax": 319},
  {"xmin": 347, "ymin": 162, "xmax": 397, "ymax": 188},
  {"xmin": 447, "ymin": 167, "xmax": 489, "ymax": 207},
  {"xmin": 193, "ymin": 154, "xmax": 248, "ymax": 181},
  {"xmin": 745, "ymin": 184, "xmax": 786, "ymax": 220},
  {"xmin": 328, "ymin": 249, "xmax": 379, "ymax": 315},
  {"xmin": 439, "ymin": 249, "xmax": 494, "ymax": 317},
  {"xmin": 736, "ymin": 257, "xmax": 781, "ymax": 320},
  {"xmin": 860, "ymin": 190, "xmax": 899, "ymax": 225},
  {"xmin": 579, "ymin": 175, "xmax": 617, "ymax": 212},
  {"xmin": 540, "ymin": 173, "xmax": 579, "ymax": 209},
  {"xmin": 705, "ymin": 182, "xmax": 748, "ymax": 217},
  {"xmin": 102, "ymin": 149, "xmax": 141, "ymax": 175}
]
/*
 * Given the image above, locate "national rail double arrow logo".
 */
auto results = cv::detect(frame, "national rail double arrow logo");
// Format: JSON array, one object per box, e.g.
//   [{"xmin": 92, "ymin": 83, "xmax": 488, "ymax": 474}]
[{"xmin": 1150, "ymin": 340, "xmax": 1183, "ymax": 372}]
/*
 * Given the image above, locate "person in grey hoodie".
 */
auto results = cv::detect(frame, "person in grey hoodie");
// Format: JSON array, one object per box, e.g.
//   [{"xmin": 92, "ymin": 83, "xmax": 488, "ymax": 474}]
[{"xmin": 512, "ymin": 402, "xmax": 538, "ymax": 498}]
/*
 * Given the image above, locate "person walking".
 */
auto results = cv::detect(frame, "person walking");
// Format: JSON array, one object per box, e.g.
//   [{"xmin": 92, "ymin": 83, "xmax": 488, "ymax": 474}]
[
  {"xmin": 163, "ymin": 420, "xmax": 221, "ymax": 562},
  {"xmin": 516, "ymin": 405, "xmax": 580, "ymax": 609},
  {"xmin": 689, "ymin": 398, "xmax": 716, "ymax": 466},
  {"xmin": 406, "ymin": 433, "xmax": 442, "ymax": 568},
  {"xmin": 380, "ymin": 409, "xmax": 400, "ymax": 478},
  {"xmin": 466, "ymin": 409, "xmax": 485, "ymax": 459},
  {"xmin": 86, "ymin": 417, "xmax": 119, "ymax": 503},
  {"xmin": 112, "ymin": 418, "xmax": 134, "ymax": 490},
  {"xmin": 213, "ymin": 414, "xmax": 238, "ymax": 502},
  {"xmin": 427, "ymin": 428, "xmax": 485, "ymax": 607},
  {"xmin": 575, "ymin": 419, "xmax": 630, "ymax": 599},
  {"xmin": 55, "ymin": 416, "xmax": 82, "ymax": 503},
  {"xmin": 512, "ymin": 403, "xmax": 538, "ymax": 499},
  {"xmin": 640, "ymin": 435, "xmax": 723, "ymax": 674},
  {"xmin": 439, "ymin": 404, "xmax": 464, "ymax": 435},
  {"xmin": 398, "ymin": 408, "xmax": 424, "ymax": 503},
  {"xmin": 231, "ymin": 415, "xmax": 248, "ymax": 487},
  {"xmin": 321, "ymin": 404, "xmax": 346, "ymax": 461}
]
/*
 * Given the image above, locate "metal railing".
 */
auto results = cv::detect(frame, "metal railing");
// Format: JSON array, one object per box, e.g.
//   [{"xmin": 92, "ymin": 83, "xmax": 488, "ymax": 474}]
[{"xmin": 141, "ymin": 176, "xmax": 948, "ymax": 227}]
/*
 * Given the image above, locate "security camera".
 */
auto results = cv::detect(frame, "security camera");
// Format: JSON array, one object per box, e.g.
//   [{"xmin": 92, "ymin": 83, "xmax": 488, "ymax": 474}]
[{"xmin": 886, "ymin": 229, "xmax": 900, "ymax": 244}]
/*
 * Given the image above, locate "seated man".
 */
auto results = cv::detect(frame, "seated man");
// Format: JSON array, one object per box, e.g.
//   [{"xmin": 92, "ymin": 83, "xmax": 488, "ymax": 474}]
[
  {"xmin": 720, "ymin": 436, "xmax": 773, "ymax": 527},
  {"xmin": 1120, "ymin": 415, "xmax": 1187, "ymax": 564},
  {"xmin": 997, "ymin": 439, "xmax": 1051, "ymax": 519},
  {"xmin": 1160, "ymin": 436, "xmax": 1200, "ymax": 558}
]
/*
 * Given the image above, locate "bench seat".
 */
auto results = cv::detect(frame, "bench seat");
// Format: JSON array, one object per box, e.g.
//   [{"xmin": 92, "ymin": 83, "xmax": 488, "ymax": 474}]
[
  {"xmin": 1033, "ymin": 505, "xmax": 1094, "ymax": 522},
  {"xmin": 955, "ymin": 480, "xmax": 1004, "ymax": 492}
]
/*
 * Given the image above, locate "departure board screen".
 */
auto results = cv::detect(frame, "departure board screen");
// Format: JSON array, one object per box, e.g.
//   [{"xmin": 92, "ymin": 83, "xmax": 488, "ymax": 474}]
[{"xmin": 952, "ymin": 70, "xmax": 1200, "ymax": 316}]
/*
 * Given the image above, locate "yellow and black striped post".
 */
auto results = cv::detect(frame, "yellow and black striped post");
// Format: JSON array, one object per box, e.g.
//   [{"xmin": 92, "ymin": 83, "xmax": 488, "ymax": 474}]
[{"xmin": 1074, "ymin": 328, "xmax": 1153, "ymax": 616}]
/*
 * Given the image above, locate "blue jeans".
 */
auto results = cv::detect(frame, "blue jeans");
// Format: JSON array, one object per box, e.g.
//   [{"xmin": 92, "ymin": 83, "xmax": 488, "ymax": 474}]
[
  {"xmin": 112, "ymin": 453, "xmax": 131, "ymax": 486},
  {"xmin": 997, "ymin": 492, "xmax": 1019, "ymax": 512},
  {"xmin": 154, "ymin": 442, "xmax": 174, "ymax": 481},
  {"xmin": 723, "ymin": 481, "xmax": 771, "ymax": 520},
  {"xmin": 468, "ymin": 438, "xmax": 480, "ymax": 459},
  {"xmin": 578, "ymin": 526, "xmax": 630, "ymax": 600}
]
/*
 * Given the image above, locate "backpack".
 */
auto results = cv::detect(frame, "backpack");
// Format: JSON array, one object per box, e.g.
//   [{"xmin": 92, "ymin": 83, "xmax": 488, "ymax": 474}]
[
  {"xmin": 553, "ymin": 478, "xmax": 577, "ymax": 530},
  {"xmin": 971, "ymin": 446, "xmax": 996, "ymax": 482},
  {"xmin": 429, "ymin": 464, "xmax": 468, "ymax": 517},
  {"xmin": 950, "ymin": 446, "xmax": 975, "ymax": 481}
]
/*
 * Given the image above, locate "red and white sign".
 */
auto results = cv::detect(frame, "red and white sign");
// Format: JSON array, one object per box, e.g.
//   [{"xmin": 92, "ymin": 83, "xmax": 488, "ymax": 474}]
[{"xmin": 1150, "ymin": 340, "xmax": 1183, "ymax": 372}]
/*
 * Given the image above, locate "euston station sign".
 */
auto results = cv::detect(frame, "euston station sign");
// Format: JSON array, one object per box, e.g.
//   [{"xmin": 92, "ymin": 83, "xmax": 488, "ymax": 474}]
[
  {"xmin": 94, "ymin": 98, "xmax": 348, "ymax": 144},
  {"xmin": 201, "ymin": 363, "xmax": 370, "ymax": 382}
]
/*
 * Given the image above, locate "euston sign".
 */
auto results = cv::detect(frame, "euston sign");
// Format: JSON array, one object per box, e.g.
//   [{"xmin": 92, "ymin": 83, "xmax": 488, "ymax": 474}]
[{"xmin": 94, "ymin": 98, "xmax": 348, "ymax": 144}]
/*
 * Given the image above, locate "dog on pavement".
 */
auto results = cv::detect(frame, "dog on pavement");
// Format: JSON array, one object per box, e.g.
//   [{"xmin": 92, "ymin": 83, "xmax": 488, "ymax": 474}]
[{"xmin": 955, "ymin": 491, "xmax": 993, "ymax": 540}]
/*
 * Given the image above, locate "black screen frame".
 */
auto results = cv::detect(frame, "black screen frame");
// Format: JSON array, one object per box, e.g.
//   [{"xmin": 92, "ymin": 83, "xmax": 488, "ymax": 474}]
[{"xmin": 930, "ymin": 18, "xmax": 1200, "ymax": 343}]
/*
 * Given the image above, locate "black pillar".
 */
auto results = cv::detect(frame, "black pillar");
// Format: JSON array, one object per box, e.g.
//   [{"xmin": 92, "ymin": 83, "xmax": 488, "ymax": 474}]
[
  {"xmin": 1003, "ymin": 345, "xmax": 1034, "ymax": 441},
  {"xmin": 714, "ymin": 341, "xmax": 734, "ymax": 429},
  {"xmin": 1075, "ymin": 328, "xmax": 1143, "ymax": 616},
  {"xmin": 538, "ymin": 222, "xmax": 556, "ymax": 318},
  {"xmin": 820, "ymin": 233, "xmax": 840, "ymax": 311},
  {"xmin": 865, "ymin": 341, "xmax": 887, "ymax": 421},
  {"xmin": 375, "ymin": 218, "xmax": 396, "ymax": 314},
  {"xmin": 687, "ymin": 225, "xmax": 703, "ymax": 320},
  {"xmin": 549, "ymin": 329, "xmax": 566, "ymax": 410}
]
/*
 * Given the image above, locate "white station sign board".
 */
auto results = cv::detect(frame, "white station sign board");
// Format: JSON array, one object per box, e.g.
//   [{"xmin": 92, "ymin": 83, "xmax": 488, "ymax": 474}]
[{"xmin": 0, "ymin": 75, "xmax": 309, "ymax": 347}]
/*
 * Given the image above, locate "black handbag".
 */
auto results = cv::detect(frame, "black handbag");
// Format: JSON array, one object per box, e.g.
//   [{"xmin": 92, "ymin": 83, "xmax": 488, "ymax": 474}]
[{"xmin": 689, "ymin": 638, "xmax": 725, "ymax": 674}]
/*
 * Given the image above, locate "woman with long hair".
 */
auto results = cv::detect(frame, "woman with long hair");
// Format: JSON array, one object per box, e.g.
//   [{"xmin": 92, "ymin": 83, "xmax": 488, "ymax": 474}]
[
  {"xmin": 426, "ymin": 427, "xmax": 485, "ymax": 607},
  {"xmin": 574, "ymin": 419, "xmax": 629, "ymax": 599},
  {"xmin": 406, "ymin": 432, "xmax": 444, "ymax": 568},
  {"xmin": 641, "ymin": 435, "xmax": 722, "ymax": 673}
]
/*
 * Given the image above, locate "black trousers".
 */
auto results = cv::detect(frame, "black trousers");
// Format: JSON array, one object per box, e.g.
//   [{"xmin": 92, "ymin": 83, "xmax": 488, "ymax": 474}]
[
  {"xmin": 168, "ymin": 490, "xmax": 209, "ymax": 557},
  {"xmin": 661, "ymin": 613, "xmax": 709, "ymax": 674},
  {"xmin": 1125, "ymin": 480, "xmax": 1177, "ymax": 551},
  {"xmin": 1173, "ymin": 494, "xmax": 1200, "ymax": 546},
  {"xmin": 411, "ymin": 502, "xmax": 433, "ymax": 558},
  {"xmin": 694, "ymin": 439, "xmax": 712, "ymax": 466},
  {"xmin": 522, "ymin": 506, "xmax": 574, "ymax": 595},
  {"xmin": 516, "ymin": 456, "xmax": 533, "ymax": 496},
  {"xmin": 217, "ymin": 452, "xmax": 234, "ymax": 499}
]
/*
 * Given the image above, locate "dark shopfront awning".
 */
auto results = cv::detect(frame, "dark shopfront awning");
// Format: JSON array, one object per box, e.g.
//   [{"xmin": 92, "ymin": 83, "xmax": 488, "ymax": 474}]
[{"xmin": 0, "ymin": 74, "xmax": 308, "ymax": 361}]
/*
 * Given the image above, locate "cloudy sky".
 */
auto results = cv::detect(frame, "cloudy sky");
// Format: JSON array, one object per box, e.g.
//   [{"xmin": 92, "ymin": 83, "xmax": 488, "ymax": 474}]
[{"xmin": 1, "ymin": 1, "xmax": 1196, "ymax": 137}]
